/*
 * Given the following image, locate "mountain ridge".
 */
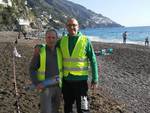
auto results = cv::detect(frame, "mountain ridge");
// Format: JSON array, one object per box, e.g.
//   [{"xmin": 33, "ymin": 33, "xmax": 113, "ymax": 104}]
[
  {"xmin": 0, "ymin": 0, "xmax": 122, "ymax": 31},
  {"xmin": 27, "ymin": 0, "xmax": 122, "ymax": 28}
]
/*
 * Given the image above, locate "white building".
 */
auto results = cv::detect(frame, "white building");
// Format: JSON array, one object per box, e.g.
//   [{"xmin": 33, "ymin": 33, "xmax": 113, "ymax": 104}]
[
  {"xmin": 0, "ymin": 0, "xmax": 12, "ymax": 7},
  {"xmin": 18, "ymin": 18, "xmax": 30, "ymax": 33},
  {"xmin": 18, "ymin": 18, "xmax": 30, "ymax": 26}
]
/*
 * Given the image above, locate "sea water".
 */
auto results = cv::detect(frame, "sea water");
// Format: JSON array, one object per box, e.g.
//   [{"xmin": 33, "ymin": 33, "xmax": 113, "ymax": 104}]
[
  {"xmin": 80, "ymin": 26, "xmax": 150, "ymax": 45},
  {"xmin": 60, "ymin": 26, "xmax": 150, "ymax": 45}
]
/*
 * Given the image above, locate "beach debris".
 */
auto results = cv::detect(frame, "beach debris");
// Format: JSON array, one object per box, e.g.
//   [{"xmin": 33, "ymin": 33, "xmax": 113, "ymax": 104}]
[
  {"xmin": 13, "ymin": 47, "xmax": 21, "ymax": 58},
  {"xmin": 95, "ymin": 48, "xmax": 113, "ymax": 56},
  {"xmin": 14, "ymin": 38, "xmax": 18, "ymax": 44},
  {"xmin": 24, "ymin": 75, "xmax": 59, "ymax": 92},
  {"xmin": 24, "ymin": 84, "xmax": 36, "ymax": 91}
]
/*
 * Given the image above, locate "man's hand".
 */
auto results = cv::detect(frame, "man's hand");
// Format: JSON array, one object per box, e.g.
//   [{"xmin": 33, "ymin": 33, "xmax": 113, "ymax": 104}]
[
  {"xmin": 90, "ymin": 82, "xmax": 98, "ymax": 94},
  {"xmin": 91, "ymin": 82, "xmax": 97, "ymax": 90},
  {"xmin": 36, "ymin": 83, "xmax": 44, "ymax": 92}
]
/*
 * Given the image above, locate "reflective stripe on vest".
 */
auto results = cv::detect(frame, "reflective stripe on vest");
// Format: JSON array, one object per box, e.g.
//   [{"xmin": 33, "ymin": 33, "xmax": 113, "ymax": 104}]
[
  {"xmin": 63, "ymin": 58, "xmax": 88, "ymax": 62},
  {"xmin": 37, "ymin": 45, "xmax": 63, "ymax": 87},
  {"xmin": 60, "ymin": 35, "xmax": 89, "ymax": 76},
  {"xmin": 63, "ymin": 67, "xmax": 88, "ymax": 71}
]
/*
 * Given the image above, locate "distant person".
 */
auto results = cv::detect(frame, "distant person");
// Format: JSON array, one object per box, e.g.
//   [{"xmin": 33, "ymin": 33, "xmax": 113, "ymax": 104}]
[
  {"xmin": 145, "ymin": 37, "xmax": 149, "ymax": 46},
  {"xmin": 17, "ymin": 29, "xmax": 27, "ymax": 39},
  {"xmin": 58, "ymin": 18, "xmax": 99, "ymax": 113},
  {"xmin": 62, "ymin": 31, "xmax": 66, "ymax": 36},
  {"xmin": 18, "ymin": 31, "xmax": 21, "ymax": 39},
  {"xmin": 122, "ymin": 31, "xmax": 127, "ymax": 44},
  {"xmin": 29, "ymin": 29, "xmax": 62, "ymax": 113},
  {"xmin": 23, "ymin": 31, "xmax": 27, "ymax": 39}
]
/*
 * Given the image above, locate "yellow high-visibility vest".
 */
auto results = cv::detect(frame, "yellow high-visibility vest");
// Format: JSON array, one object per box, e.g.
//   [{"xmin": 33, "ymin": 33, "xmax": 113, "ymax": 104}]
[
  {"xmin": 37, "ymin": 44, "xmax": 63, "ymax": 87},
  {"xmin": 60, "ymin": 35, "xmax": 89, "ymax": 76}
]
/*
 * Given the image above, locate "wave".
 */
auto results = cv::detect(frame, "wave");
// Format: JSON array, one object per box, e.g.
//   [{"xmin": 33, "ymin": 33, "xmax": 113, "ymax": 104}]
[{"xmin": 88, "ymin": 35, "xmax": 145, "ymax": 46}]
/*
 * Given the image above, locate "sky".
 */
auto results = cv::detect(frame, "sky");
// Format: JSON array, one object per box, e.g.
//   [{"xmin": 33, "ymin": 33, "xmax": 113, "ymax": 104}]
[{"xmin": 67, "ymin": 0, "xmax": 150, "ymax": 27}]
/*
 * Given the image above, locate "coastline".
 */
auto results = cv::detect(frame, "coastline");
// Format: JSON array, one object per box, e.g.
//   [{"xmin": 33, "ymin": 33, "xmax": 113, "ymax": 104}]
[
  {"xmin": 90, "ymin": 37, "xmax": 146, "ymax": 47},
  {"xmin": 0, "ymin": 32, "xmax": 150, "ymax": 113}
]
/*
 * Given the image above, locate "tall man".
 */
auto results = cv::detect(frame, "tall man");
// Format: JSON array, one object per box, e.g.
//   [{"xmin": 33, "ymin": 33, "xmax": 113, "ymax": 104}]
[
  {"xmin": 59, "ymin": 18, "xmax": 99, "ymax": 113},
  {"xmin": 29, "ymin": 29, "xmax": 62, "ymax": 113}
]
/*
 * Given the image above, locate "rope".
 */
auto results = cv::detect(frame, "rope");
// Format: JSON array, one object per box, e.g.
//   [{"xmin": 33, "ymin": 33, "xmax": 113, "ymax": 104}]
[{"xmin": 13, "ymin": 46, "xmax": 21, "ymax": 113}]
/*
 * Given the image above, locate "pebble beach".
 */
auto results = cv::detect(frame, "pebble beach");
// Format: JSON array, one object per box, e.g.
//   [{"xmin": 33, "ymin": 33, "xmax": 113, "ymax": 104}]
[{"xmin": 0, "ymin": 31, "xmax": 150, "ymax": 113}]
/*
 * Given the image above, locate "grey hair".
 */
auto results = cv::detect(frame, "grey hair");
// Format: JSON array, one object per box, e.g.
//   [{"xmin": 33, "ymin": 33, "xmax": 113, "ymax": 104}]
[{"xmin": 45, "ymin": 28, "xmax": 58, "ymax": 38}]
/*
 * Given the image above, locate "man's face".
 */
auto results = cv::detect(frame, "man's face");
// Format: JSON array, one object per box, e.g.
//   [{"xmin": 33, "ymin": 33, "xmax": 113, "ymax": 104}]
[
  {"xmin": 45, "ymin": 31, "xmax": 57, "ymax": 47},
  {"xmin": 66, "ymin": 19, "xmax": 79, "ymax": 36}
]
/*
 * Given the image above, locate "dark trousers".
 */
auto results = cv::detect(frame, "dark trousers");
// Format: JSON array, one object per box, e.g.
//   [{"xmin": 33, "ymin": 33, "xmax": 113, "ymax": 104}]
[
  {"xmin": 62, "ymin": 80, "xmax": 90, "ymax": 113},
  {"xmin": 123, "ymin": 38, "xmax": 126, "ymax": 44}
]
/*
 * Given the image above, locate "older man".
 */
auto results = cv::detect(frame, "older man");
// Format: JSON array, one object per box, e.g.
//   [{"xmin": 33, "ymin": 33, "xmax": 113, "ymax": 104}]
[{"xmin": 29, "ymin": 29, "xmax": 62, "ymax": 113}]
